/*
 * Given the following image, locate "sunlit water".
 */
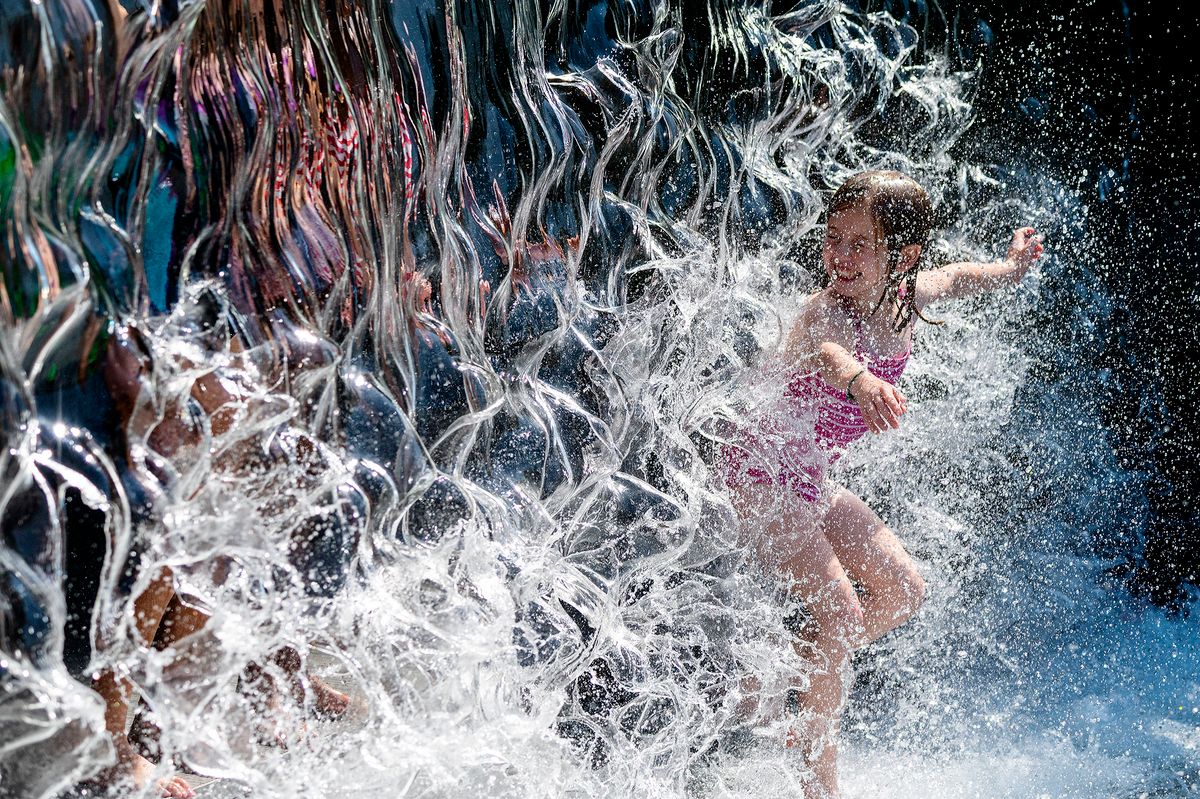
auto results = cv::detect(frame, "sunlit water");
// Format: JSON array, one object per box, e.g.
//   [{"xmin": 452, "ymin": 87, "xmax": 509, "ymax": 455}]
[{"xmin": 1, "ymin": 2, "xmax": 1196, "ymax": 798}]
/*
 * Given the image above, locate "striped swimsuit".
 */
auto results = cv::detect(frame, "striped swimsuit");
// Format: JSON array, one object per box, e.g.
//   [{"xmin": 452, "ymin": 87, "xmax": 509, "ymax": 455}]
[{"xmin": 722, "ymin": 329, "xmax": 911, "ymax": 503}]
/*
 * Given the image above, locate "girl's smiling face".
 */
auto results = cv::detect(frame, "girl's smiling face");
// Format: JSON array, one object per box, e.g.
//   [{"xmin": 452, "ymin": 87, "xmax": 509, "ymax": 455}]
[{"xmin": 822, "ymin": 205, "xmax": 890, "ymax": 303}]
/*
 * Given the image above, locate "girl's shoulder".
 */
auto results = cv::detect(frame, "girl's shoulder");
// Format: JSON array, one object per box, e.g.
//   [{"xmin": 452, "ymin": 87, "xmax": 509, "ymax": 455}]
[
  {"xmin": 794, "ymin": 290, "xmax": 856, "ymax": 345},
  {"xmin": 796, "ymin": 290, "xmax": 913, "ymax": 358},
  {"xmin": 802, "ymin": 289, "xmax": 858, "ymax": 323}
]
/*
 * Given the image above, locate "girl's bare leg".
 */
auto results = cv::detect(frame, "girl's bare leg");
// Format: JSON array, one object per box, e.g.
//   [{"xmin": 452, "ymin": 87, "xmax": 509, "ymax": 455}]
[
  {"xmin": 153, "ymin": 593, "xmax": 211, "ymax": 648},
  {"xmin": 821, "ymin": 488, "xmax": 925, "ymax": 643},
  {"xmin": 778, "ymin": 488, "xmax": 924, "ymax": 797},
  {"xmin": 731, "ymin": 484, "xmax": 863, "ymax": 798},
  {"xmin": 778, "ymin": 527, "xmax": 863, "ymax": 798}
]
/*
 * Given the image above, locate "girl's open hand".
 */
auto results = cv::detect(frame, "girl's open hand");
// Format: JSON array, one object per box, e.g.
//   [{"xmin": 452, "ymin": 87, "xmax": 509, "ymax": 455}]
[
  {"xmin": 1005, "ymin": 226, "xmax": 1045, "ymax": 279},
  {"xmin": 851, "ymin": 372, "xmax": 908, "ymax": 433}
]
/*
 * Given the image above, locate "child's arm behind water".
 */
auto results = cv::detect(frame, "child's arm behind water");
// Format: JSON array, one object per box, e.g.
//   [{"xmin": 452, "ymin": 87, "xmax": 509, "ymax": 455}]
[{"xmin": 916, "ymin": 226, "xmax": 1044, "ymax": 308}]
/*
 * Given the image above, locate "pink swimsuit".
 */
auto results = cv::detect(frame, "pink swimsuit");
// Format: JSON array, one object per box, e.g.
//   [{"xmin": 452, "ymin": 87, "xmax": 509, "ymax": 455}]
[{"xmin": 722, "ymin": 330, "xmax": 911, "ymax": 503}]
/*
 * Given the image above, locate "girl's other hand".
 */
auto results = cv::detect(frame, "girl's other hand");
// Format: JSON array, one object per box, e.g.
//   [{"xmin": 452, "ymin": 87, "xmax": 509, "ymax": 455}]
[
  {"xmin": 851, "ymin": 372, "xmax": 907, "ymax": 433},
  {"xmin": 1005, "ymin": 226, "xmax": 1045, "ymax": 278}
]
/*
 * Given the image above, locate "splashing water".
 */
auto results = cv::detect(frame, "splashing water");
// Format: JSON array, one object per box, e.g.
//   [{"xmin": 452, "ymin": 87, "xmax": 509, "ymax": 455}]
[{"xmin": 1, "ymin": 2, "xmax": 1196, "ymax": 798}]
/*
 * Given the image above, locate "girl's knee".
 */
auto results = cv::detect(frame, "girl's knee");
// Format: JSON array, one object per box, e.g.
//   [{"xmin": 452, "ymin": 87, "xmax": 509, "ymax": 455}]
[
  {"xmin": 871, "ymin": 552, "xmax": 925, "ymax": 619},
  {"xmin": 898, "ymin": 566, "xmax": 926, "ymax": 612},
  {"xmin": 898, "ymin": 563, "xmax": 927, "ymax": 618}
]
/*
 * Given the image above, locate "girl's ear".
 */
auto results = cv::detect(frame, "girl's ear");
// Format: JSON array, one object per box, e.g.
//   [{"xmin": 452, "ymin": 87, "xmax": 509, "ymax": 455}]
[{"xmin": 893, "ymin": 244, "xmax": 922, "ymax": 273}]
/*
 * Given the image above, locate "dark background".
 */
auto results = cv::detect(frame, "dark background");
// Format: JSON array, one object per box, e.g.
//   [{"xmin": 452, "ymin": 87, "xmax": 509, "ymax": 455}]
[{"xmin": 945, "ymin": 0, "xmax": 1200, "ymax": 607}]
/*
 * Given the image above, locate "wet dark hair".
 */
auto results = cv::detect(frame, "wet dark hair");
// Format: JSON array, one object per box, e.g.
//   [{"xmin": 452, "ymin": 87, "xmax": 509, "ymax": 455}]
[{"xmin": 828, "ymin": 170, "xmax": 941, "ymax": 331}]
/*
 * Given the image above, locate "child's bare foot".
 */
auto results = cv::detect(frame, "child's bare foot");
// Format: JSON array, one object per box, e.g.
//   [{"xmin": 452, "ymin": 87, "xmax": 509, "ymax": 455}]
[
  {"xmin": 90, "ymin": 738, "xmax": 195, "ymax": 799},
  {"xmin": 134, "ymin": 756, "xmax": 195, "ymax": 799},
  {"xmin": 268, "ymin": 646, "xmax": 364, "ymax": 721},
  {"xmin": 308, "ymin": 674, "xmax": 351, "ymax": 718},
  {"xmin": 236, "ymin": 649, "xmax": 366, "ymax": 751}
]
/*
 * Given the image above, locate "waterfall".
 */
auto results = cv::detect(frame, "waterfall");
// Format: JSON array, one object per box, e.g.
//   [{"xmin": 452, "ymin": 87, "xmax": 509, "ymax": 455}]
[{"xmin": 1, "ymin": 2, "xmax": 1195, "ymax": 797}]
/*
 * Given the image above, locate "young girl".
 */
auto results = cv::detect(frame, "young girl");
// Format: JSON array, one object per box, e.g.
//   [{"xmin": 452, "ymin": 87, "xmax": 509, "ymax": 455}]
[{"xmin": 723, "ymin": 170, "xmax": 1044, "ymax": 797}]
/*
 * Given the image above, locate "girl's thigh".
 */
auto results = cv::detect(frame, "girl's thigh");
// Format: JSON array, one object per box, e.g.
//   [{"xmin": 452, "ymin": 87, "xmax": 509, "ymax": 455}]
[
  {"xmin": 819, "ymin": 487, "xmax": 919, "ymax": 595},
  {"xmin": 729, "ymin": 481, "xmax": 852, "ymax": 603}
]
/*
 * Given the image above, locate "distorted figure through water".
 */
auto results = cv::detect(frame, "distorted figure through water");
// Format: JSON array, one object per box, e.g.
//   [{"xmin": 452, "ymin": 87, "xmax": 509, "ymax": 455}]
[{"xmin": 84, "ymin": 314, "xmax": 366, "ymax": 797}]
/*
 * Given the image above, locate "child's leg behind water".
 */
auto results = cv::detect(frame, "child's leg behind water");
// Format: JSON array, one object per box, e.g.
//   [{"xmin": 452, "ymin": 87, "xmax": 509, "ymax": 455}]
[
  {"xmin": 730, "ymin": 483, "xmax": 861, "ymax": 798},
  {"xmin": 819, "ymin": 487, "xmax": 926, "ymax": 643},
  {"xmin": 776, "ymin": 514, "xmax": 861, "ymax": 799},
  {"xmin": 779, "ymin": 486, "xmax": 927, "ymax": 798}
]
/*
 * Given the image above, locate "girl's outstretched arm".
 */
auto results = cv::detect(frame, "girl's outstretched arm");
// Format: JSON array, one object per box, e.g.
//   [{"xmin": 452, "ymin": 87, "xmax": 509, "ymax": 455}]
[{"xmin": 915, "ymin": 227, "xmax": 1044, "ymax": 308}]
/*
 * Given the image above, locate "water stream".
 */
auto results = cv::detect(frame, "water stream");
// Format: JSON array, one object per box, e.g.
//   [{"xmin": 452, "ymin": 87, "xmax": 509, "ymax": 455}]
[{"xmin": 1, "ymin": 2, "xmax": 1196, "ymax": 797}]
